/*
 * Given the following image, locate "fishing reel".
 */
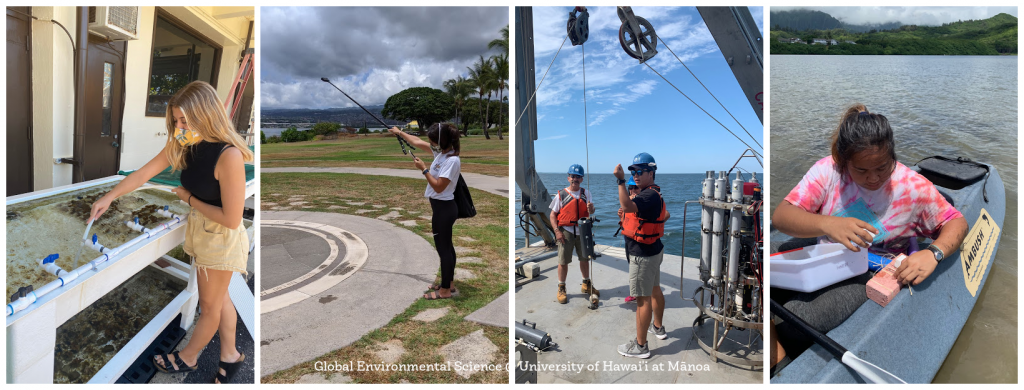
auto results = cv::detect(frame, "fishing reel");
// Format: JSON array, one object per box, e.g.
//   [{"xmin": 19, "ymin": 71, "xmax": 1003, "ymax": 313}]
[
  {"xmin": 566, "ymin": 7, "xmax": 589, "ymax": 46},
  {"xmin": 617, "ymin": 7, "xmax": 658, "ymax": 63}
]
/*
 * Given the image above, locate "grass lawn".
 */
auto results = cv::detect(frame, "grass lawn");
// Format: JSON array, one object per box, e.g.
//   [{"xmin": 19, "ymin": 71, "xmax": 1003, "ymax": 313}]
[
  {"xmin": 260, "ymin": 173, "xmax": 509, "ymax": 384},
  {"xmin": 261, "ymin": 133, "xmax": 509, "ymax": 177}
]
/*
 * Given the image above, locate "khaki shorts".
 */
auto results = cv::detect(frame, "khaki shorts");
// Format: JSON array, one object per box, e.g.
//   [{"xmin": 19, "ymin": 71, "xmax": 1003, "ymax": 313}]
[
  {"xmin": 557, "ymin": 227, "xmax": 587, "ymax": 266},
  {"xmin": 629, "ymin": 251, "xmax": 663, "ymax": 297},
  {"xmin": 183, "ymin": 207, "xmax": 249, "ymax": 277}
]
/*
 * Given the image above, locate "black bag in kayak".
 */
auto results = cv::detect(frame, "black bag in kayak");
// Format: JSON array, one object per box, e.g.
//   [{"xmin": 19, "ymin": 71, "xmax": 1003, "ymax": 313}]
[
  {"xmin": 916, "ymin": 155, "xmax": 990, "ymax": 202},
  {"xmin": 454, "ymin": 174, "xmax": 476, "ymax": 218}
]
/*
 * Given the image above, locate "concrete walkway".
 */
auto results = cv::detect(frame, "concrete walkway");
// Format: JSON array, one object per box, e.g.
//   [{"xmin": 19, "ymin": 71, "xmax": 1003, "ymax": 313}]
[
  {"xmin": 259, "ymin": 211, "xmax": 437, "ymax": 376},
  {"xmin": 261, "ymin": 167, "xmax": 509, "ymax": 197},
  {"xmin": 515, "ymin": 245, "xmax": 762, "ymax": 384}
]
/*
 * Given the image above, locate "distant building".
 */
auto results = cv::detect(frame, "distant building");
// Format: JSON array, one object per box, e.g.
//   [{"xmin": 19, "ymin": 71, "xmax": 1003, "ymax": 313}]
[
  {"xmin": 811, "ymin": 38, "xmax": 839, "ymax": 45},
  {"xmin": 406, "ymin": 120, "xmax": 419, "ymax": 129},
  {"xmin": 845, "ymin": 40, "xmax": 857, "ymax": 45},
  {"xmin": 781, "ymin": 37, "xmax": 806, "ymax": 44}
]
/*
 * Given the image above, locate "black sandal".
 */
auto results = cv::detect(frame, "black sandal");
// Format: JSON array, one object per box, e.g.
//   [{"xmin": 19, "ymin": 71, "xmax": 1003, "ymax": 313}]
[
  {"xmin": 154, "ymin": 351, "xmax": 197, "ymax": 373},
  {"xmin": 212, "ymin": 353, "xmax": 246, "ymax": 384}
]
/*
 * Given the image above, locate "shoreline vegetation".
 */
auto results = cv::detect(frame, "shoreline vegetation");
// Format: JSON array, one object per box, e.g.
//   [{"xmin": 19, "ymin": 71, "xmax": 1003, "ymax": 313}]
[{"xmin": 770, "ymin": 11, "xmax": 1017, "ymax": 56}]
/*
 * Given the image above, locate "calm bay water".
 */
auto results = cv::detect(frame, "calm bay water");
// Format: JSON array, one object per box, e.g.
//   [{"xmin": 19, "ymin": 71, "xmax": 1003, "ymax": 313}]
[
  {"xmin": 771, "ymin": 55, "xmax": 1017, "ymax": 383},
  {"xmin": 515, "ymin": 172, "xmax": 763, "ymax": 259}
]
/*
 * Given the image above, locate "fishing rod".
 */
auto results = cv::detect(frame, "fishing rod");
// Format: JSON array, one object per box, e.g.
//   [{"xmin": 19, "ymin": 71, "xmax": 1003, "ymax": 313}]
[
  {"xmin": 770, "ymin": 299, "xmax": 906, "ymax": 384},
  {"xmin": 320, "ymin": 77, "xmax": 416, "ymax": 159}
]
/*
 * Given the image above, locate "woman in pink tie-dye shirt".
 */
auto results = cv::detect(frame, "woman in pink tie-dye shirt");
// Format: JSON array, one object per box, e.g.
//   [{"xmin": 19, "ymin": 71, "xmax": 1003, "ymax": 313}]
[
  {"xmin": 769, "ymin": 104, "xmax": 968, "ymax": 372},
  {"xmin": 774, "ymin": 104, "xmax": 967, "ymax": 286}
]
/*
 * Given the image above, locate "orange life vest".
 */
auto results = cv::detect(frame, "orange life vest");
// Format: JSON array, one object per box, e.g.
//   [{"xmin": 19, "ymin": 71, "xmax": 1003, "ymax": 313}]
[
  {"xmin": 556, "ymin": 187, "xmax": 589, "ymax": 226},
  {"xmin": 622, "ymin": 186, "xmax": 667, "ymax": 244}
]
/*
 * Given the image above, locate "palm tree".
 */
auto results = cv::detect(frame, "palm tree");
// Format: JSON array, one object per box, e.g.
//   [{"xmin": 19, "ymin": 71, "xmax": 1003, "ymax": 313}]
[
  {"xmin": 480, "ymin": 57, "xmax": 500, "ymax": 139},
  {"xmin": 491, "ymin": 54, "xmax": 508, "ymax": 140},
  {"xmin": 443, "ymin": 76, "xmax": 472, "ymax": 136},
  {"xmin": 467, "ymin": 55, "xmax": 490, "ymax": 139},
  {"xmin": 489, "ymin": 25, "xmax": 509, "ymax": 57}
]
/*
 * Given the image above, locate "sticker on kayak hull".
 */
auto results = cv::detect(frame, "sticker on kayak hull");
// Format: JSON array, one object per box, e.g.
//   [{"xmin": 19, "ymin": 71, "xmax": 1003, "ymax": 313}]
[{"xmin": 961, "ymin": 209, "xmax": 999, "ymax": 297}]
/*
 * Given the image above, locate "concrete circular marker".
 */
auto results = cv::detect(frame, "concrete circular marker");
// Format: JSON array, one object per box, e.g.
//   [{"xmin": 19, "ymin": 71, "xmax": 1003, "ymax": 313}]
[
  {"xmin": 259, "ymin": 220, "xmax": 369, "ymax": 313},
  {"xmin": 259, "ymin": 211, "xmax": 437, "ymax": 376}
]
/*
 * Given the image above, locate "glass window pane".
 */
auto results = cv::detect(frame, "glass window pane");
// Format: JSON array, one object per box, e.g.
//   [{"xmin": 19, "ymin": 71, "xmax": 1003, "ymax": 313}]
[
  {"xmin": 102, "ymin": 62, "xmax": 113, "ymax": 137},
  {"xmin": 145, "ymin": 15, "xmax": 219, "ymax": 116}
]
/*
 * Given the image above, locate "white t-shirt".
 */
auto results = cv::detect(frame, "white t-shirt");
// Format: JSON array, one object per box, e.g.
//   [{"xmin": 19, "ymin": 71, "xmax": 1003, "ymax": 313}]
[
  {"xmin": 548, "ymin": 187, "xmax": 592, "ymax": 235},
  {"xmin": 424, "ymin": 150, "xmax": 461, "ymax": 200}
]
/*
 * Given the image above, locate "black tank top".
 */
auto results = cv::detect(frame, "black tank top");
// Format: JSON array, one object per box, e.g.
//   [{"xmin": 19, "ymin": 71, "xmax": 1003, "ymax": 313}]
[{"xmin": 180, "ymin": 141, "xmax": 231, "ymax": 207}]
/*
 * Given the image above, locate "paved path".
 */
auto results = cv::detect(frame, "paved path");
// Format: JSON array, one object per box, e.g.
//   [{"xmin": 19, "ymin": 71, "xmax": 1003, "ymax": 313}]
[
  {"xmin": 259, "ymin": 211, "xmax": 437, "ymax": 376},
  {"xmin": 261, "ymin": 167, "xmax": 509, "ymax": 197}
]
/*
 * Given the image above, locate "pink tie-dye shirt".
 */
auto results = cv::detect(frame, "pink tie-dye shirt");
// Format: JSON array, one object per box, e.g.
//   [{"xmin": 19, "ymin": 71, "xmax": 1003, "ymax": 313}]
[{"xmin": 784, "ymin": 156, "xmax": 963, "ymax": 255}]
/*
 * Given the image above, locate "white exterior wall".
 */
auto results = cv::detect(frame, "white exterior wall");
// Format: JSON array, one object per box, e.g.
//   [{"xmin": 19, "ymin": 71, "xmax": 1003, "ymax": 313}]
[
  {"xmin": 30, "ymin": 7, "xmax": 78, "ymax": 190},
  {"xmin": 28, "ymin": 6, "xmax": 253, "ymax": 183},
  {"xmin": 120, "ymin": 6, "xmax": 251, "ymax": 171}
]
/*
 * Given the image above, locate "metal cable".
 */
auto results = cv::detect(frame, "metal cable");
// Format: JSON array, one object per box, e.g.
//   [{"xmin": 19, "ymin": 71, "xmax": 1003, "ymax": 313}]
[
  {"xmin": 661, "ymin": 39, "xmax": 762, "ymax": 150},
  {"xmin": 514, "ymin": 33, "xmax": 569, "ymax": 129},
  {"xmin": 643, "ymin": 63, "xmax": 763, "ymax": 159}
]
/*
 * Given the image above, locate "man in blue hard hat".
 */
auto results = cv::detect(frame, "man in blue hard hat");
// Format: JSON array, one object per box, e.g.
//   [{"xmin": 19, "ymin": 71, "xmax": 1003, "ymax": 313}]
[
  {"xmin": 614, "ymin": 152, "xmax": 670, "ymax": 358},
  {"xmin": 548, "ymin": 164, "xmax": 598, "ymax": 304}
]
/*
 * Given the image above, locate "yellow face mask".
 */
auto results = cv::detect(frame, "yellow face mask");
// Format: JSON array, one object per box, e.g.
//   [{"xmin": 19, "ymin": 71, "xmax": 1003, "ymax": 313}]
[{"xmin": 174, "ymin": 128, "xmax": 203, "ymax": 147}]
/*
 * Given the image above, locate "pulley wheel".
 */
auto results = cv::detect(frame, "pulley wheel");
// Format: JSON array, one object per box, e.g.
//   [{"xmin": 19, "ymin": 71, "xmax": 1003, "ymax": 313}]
[
  {"xmin": 573, "ymin": 11, "xmax": 589, "ymax": 45},
  {"xmin": 618, "ymin": 16, "xmax": 658, "ymax": 61},
  {"xmin": 566, "ymin": 15, "xmax": 578, "ymax": 44}
]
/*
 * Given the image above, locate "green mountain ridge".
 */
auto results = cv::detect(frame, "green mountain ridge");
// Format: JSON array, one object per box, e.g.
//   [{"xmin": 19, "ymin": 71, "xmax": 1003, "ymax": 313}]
[{"xmin": 771, "ymin": 12, "xmax": 1017, "ymax": 55}]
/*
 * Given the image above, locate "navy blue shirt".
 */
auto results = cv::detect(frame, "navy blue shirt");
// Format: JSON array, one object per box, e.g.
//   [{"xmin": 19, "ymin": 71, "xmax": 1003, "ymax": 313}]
[{"xmin": 624, "ymin": 186, "xmax": 664, "ymax": 257}]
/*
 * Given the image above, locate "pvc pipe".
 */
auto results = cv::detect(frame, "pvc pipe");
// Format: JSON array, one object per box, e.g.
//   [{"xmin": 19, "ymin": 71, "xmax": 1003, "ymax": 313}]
[
  {"xmin": 157, "ymin": 206, "xmax": 183, "ymax": 223},
  {"xmin": 37, "ymin": 254, "xmax": 66, "ymax": 277},
  {"xmin": 86, "ymin": 234, "xmax": 110, "ymax": 254},
  {"xmin": 7, "ymin": 214, "xmax": 187, "ymax": 317}
]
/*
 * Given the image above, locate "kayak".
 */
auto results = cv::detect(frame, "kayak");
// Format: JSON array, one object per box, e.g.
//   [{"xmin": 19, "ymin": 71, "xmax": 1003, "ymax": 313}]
[{"xmin": 770, "ymin": 158, "xmax": 1005, "ymax": 383}]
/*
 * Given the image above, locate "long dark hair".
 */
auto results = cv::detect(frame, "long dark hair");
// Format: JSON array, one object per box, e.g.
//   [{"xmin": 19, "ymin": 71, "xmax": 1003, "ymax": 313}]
[
  {"xmin": 830, "ymin": 104, "xmax": 896, "ymax": 173},
  {"xmin": 427, "ymin": 123, "xmax": 461, "ymax": 156}
]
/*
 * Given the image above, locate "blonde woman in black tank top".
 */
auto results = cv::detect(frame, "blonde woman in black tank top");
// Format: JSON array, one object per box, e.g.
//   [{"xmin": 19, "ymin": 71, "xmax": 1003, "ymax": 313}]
[{"xmin": 88, "ymin": 81, "xmax": 254, "ymax": 383}]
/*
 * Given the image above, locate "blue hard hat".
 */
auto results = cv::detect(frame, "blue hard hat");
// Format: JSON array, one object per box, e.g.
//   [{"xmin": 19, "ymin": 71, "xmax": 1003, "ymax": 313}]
[
  {"xmin": 627, "ymin": 177, "xmax": 636, "ymax": 186},
  {"xmin": 568, "ymin": 164, "xmax": 585, "ymax": 177},
  {"xmin": 629, "ymin": 152, "xmax": 657, "ymax": 171}
]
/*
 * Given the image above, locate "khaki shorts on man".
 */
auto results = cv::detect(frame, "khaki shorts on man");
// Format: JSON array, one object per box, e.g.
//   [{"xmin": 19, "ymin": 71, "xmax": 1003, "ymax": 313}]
[
  {"xmin": 629, "ymin": 250, "xmax": 663, "ymax": 297},
  {"xmin": 557, "ymin": 227, "xmax": 586, "ymax": 265}
]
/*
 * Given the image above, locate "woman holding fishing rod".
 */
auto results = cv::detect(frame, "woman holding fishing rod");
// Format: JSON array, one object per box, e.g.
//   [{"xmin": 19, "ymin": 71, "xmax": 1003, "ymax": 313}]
[
  {"xmin": 87, "ymin": 81, "xmax": 253, "ymax": 383},
  {"xmin": 388, "ymin": 123, "xmax": 463, "ymax": 300}
]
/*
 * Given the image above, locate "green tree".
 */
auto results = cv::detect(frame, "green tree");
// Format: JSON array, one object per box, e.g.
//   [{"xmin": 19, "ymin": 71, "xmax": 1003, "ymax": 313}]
[
  {"xmin": 443, "ymin": 76, "xmax": 473, "ymax": 136},
  {"xmin": 489, "ymin": 24, "xmax": 509, "ymax": 57},
  {"xmin": 381, "ymin": 87, "xmax": 454, "ymax": 135},
  {"xmin": 491, "ymin": 53, "xmax": 508, "ymax": 140},
  {"xmin": 260, "ymin": 130, "xmax": 266, "ymax": 144},
  {"xmin": 310, "ymin": 121, "xmax": 341, "ymax": 136},
  {"xmin": 466, "ymin": 56, "xmax": 491, "ymax": 139}
]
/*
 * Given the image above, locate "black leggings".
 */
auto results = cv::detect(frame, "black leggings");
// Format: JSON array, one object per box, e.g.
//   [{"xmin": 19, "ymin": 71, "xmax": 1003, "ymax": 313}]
[{"xmin": 430, "ymin": 198, "xmax": 458, "ymax": 289}]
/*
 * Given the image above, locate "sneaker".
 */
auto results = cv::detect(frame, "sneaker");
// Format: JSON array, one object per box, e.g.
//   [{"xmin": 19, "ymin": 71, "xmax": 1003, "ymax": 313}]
[
  {"xmin": 649, "ymin": 323, "xmax": 668, "ymax": 340},
  {"xmin": 557, "ymin": 283, "xmax": 568, "ymax": 304},
  {"xmin": 581, "ymin": 279, "xmax": 600, "ymax": 297},
  {"xmin": 625, "ymin": 296, "xmax": 636, "ymax": 303},
  {"xmin": 617, "ymin": 338, "xmax": 650, "ymax": 359}
]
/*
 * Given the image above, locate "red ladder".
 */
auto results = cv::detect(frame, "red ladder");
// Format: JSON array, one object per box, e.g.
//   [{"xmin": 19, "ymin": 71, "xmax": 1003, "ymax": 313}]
[{"xmin": 224, "ymin": 48, "xmax": 255, "ymax": 119}]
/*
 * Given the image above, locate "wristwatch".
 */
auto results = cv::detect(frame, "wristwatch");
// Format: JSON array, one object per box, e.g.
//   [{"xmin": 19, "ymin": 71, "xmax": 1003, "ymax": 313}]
[
  {"xmin": 422, "ymin": 169, "xmax": 429, "ymax": 175},
  {"xmin": 926, "ymin": 244, "xmax": 945, "ymax": 263},
  {"xmin": 617, "ymin": 178, "xmax": 626, "ymax": 185}
]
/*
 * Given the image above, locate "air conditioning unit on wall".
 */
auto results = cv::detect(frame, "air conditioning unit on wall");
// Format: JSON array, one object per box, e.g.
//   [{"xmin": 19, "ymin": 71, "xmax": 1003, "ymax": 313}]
[{"xmin": 88, "ymin": 6, "xmax": 140, "ymax": 41}]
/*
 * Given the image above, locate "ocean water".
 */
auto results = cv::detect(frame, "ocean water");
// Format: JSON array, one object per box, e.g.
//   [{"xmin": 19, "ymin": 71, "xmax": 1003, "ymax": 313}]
[
  {"xmin": 515, "ymin": 171, "xmax": 763, "ymax": 258},
  {"xmin": 771, "ymin": 55, "xmax": 1017, "ymax": 383}
]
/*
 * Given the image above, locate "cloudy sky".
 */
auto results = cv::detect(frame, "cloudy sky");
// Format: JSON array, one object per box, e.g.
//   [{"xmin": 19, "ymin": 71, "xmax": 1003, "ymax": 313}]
[
  {"xmin": 261, "ymin": 7, "xmax": 508, "ymax": 109},
  {"xmin": 531, "ymin": 6, "xmax": 765, "ymax": 173},
  {"xmin": 772, "ymin": 6, "xmax": 1018, "ymax": 26}
]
